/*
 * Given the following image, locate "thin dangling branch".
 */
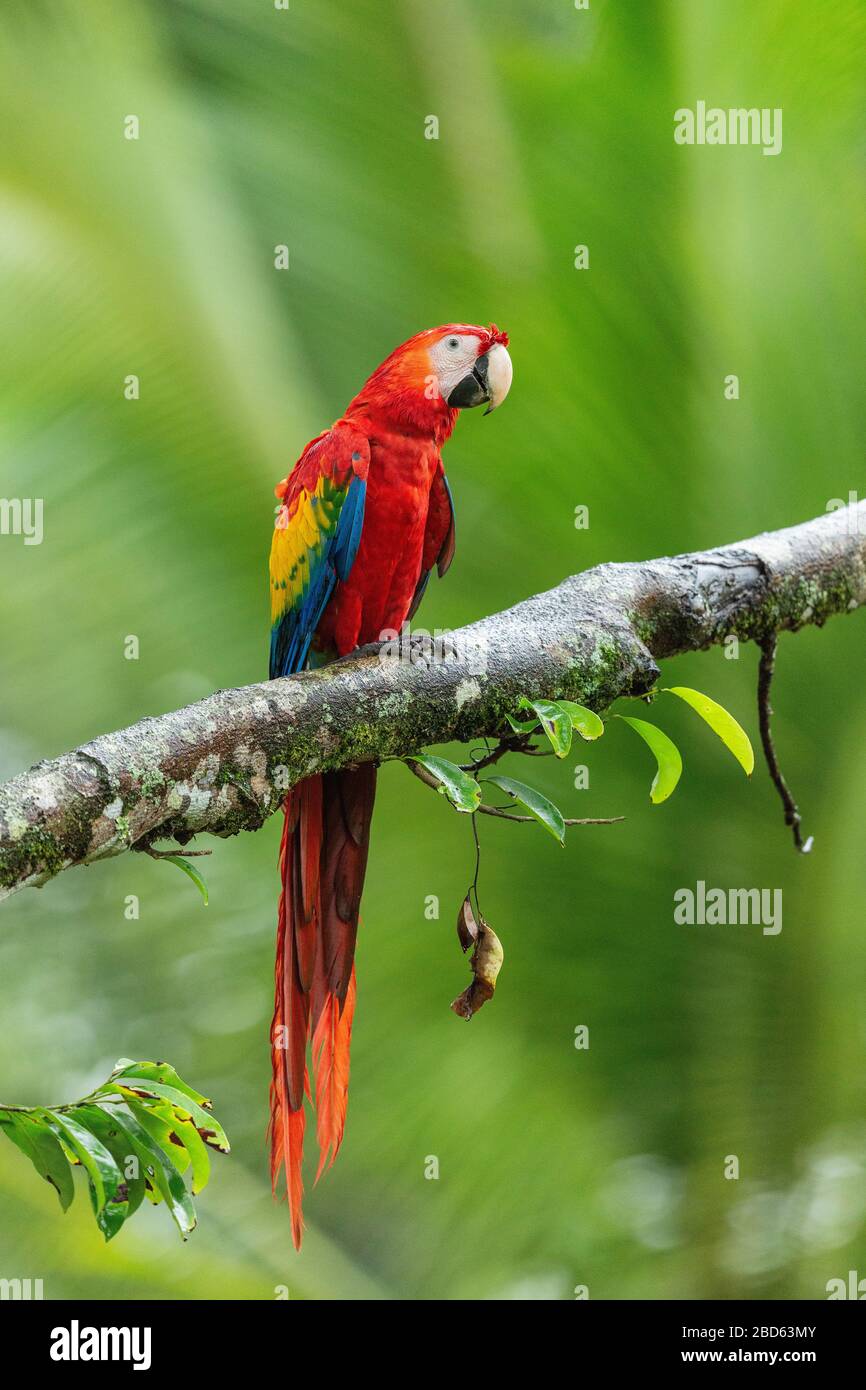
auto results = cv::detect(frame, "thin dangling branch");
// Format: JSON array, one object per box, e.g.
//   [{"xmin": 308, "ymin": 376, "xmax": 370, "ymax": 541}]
[{"xmin": 756, "ymin": 634, "xmax": 813, "ymax": 854}]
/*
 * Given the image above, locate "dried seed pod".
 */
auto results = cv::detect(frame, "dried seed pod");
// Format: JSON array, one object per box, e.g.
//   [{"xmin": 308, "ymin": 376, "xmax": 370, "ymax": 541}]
[{"xmin": 451, "ymin": 915, "xmax": 504, "ymax": 1019}]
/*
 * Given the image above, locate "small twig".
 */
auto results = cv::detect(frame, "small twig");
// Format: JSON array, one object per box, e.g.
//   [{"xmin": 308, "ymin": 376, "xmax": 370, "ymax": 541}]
[
  {"xmin": 470, "ymin": 812, "xmax": 482, "ymax": 918},
  {"xmin": 459, "ymin": 734, "xmax": 531, "ymax": 773},
  {"xmin": 757, "ymin": 634, "xmax": 813, "ymax": 853},
  {"xmin": 477, "ymin": 805, "xmax": 623, "ymax": 826},
  {"xmin": 404, "ymin": 758, "xmax": 623, "ymax": 826},
  {"xmin": 139, "ymin": 846, "xmax": 213, "ymax": 859}
]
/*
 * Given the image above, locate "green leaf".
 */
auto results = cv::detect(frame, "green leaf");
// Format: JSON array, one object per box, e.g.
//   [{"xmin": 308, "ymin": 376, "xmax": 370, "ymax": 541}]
[
  {"xmin": 109, "ymin": 1059, "xmax": 210, "ymax": 1109},
  {"xmin": 0, "ymin": 1112, "xmax": 75, "ymax": 1211},
  {"xmin": 556, "ymin": 700, "xmax": 605, "ymax": 741},
  {"xmin": 161, "ymin": 855, "xmax": 209, "ymax": 905},
  {"xmin": 617, "ymin": 716, "xmax": 683, "ymax": 804},
  {"xmin": 109, "ymin": 1104, "xmax": 197, "ymax": 1238},
  {"xmin": 73, "ymin": 1105, "xmax": 140, "ymax": 1240},
  {"xmin": 40, "ymin": 1110, "xmax": 123, "ymax": 1215},
  {"xmin": 122, "ymin": 1089, "xmax": 212, "ymax": 1192},
  {"xmin": 507, "ymin": 697, "xmax": 604, "ymax": 747},
  {"xmin": 123, "ymin": 1098, "xmax": 191, "ymax": 1177},
  {"xmin": 79, "ymin": 1104, "xmax": 146, "ymax": 1221},
  {"xmin": 663, "ymin": 686, "xmax": 755, "ymax": 775},
  {"xmin": 0, "ymin": 1058, "xmax": 227, "ymax": 1241},
  {"xmin": 504, "ymin": 712, "xmax": 538, "ymax": 734},
  {"xmin": 165, "ymin": 1111, "xmax": 211, "ymax": 1194},
  {"xmin": 409, "ymin": 755, "xmax": 481, "ymax": 813},
  {"xmin": 102, "ymin": 1079, "xmax": 229, "ymax": 1152},
  {"xmin": 486, "ymin": 774, "xmax": 567, "ymax": 844},
  {"xmin": 518, "ymin": 698, "xmax": 573, "ymax": 758}
]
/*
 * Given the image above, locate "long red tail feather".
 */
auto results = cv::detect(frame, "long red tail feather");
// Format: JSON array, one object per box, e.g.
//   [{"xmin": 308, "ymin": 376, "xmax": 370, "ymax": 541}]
[
  {"xmin": 312, "ymin": 968, "xmax": 356, "ymax": 1183},
  {"xmin": 269, "ymin": 767, "xmax": 375, "ymax": 1246}
]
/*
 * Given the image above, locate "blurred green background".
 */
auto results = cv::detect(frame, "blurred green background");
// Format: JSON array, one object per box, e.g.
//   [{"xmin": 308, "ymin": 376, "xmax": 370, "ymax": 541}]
[{"xmin": 0, "ymin": 0, "xmax": 864, "ymax": 1300}]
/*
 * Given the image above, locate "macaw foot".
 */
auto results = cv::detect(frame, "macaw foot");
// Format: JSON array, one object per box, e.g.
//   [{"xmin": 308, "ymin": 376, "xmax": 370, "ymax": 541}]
[{"xmin": 376, "ymin": 626, "xmax": 461, "ymax": 669}]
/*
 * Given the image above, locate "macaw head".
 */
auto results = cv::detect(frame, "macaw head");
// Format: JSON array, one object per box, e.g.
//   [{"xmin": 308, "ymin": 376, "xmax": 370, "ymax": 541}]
[
  {"xmin": 424, "ymin": 323, "xmax": 513, "ymax": 414},
  {"xmin": 347, "ymin": 322, "xmax": 512, "ymax": 439}
]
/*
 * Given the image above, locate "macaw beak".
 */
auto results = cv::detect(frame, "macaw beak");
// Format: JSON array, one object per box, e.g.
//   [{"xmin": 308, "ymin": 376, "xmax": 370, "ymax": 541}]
[{"xmin": 446, "ymin": 342, "xmax": 513, "ymax": 414}]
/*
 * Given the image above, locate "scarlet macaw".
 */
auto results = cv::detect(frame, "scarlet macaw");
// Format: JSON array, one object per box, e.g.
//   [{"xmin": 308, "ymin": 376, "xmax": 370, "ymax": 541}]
[{"xmin": 268, "ymin": 323, "xmax": 513, "ymax": 1245}]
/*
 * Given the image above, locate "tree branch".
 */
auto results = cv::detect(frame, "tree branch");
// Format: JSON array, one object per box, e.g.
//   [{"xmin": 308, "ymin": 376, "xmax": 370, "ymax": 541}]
[{"xmin": 2, "ymin": 502, "xmax": 864, "ymax": 901}]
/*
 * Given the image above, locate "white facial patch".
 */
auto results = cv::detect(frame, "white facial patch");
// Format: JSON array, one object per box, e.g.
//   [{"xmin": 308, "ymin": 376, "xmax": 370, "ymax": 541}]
[{"xmin": 429, "ymin": 332, "xmax": 483, "ymax": 402}]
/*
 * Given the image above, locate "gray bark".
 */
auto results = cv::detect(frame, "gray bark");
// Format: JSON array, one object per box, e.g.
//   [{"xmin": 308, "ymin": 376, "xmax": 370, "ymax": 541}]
[{"xmin": 2, "ymin": 502, "xmax": 864, "ymax": 901}]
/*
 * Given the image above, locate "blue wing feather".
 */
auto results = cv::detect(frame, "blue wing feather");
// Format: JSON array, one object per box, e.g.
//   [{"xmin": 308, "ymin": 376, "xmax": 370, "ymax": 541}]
[
  {"xmin": 333, "ymin": 475, "xmax": 366, "ymax": 582},
  {"xmin": 270, "ymin": 470, "xmax": 367, "ymax": 679}
]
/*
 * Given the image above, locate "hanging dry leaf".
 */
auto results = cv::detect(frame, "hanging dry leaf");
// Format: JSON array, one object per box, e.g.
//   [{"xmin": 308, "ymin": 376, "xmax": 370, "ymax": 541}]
[
  {"xmin": 456, "ymin": 895, "xmax": 479, "ymax": 952},
  {"xmin": 451, "ymin": 915, "xmax": 504, "ymax": 1020}
]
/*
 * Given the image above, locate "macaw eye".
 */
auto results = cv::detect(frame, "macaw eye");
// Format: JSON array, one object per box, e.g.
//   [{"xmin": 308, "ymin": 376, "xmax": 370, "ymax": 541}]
[{"xmin": 447, "ymin": 337, "xmax": 460, "ymax": 350}]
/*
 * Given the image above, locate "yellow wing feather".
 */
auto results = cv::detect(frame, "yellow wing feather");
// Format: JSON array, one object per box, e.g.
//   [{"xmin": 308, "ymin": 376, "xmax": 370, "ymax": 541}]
[{"xmin": 269, "ymin": 475, "xmax": 342, "ymax": 626}]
